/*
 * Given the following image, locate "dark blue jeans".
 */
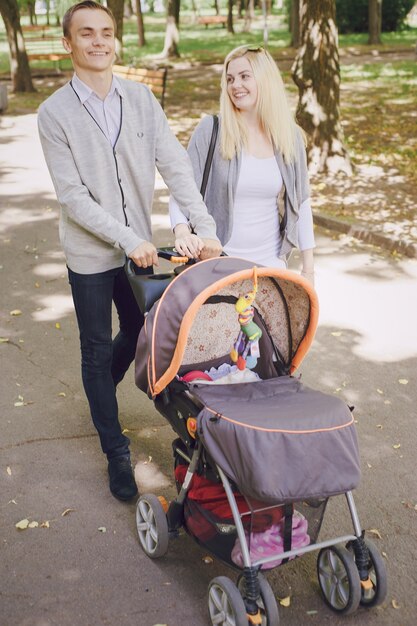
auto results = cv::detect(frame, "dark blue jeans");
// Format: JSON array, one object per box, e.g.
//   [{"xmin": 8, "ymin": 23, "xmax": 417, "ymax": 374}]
[{"xmin": 68, "ymin": 264, "xmax": 146, "ymax": 460}]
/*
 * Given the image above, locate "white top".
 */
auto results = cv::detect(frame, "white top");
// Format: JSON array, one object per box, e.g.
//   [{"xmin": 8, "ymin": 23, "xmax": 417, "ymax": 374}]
[
  {"xmin": 170, "ymin": 151, "xmax": 315, "ymax": 267},
  {"xmin": 224, "ymin": 152, "xmax": 283, "ymax": 267}
]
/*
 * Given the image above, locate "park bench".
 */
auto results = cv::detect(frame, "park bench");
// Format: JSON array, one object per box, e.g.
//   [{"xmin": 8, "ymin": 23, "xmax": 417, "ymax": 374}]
[
  {"xmin": 23, "ymin": 26, "xmax": 68, "ymax": 68},
  {"xmin": 112, "ymin": 64, "xmax": 168, "ymax": 109},
  {"xmin": 197, "ymin": 15, "xmax": 227, "ymax": 28}
]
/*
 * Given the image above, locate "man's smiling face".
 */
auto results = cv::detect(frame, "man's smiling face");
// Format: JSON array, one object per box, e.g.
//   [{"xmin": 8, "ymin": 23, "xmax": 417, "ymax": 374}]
[{"xmin": 63, "ymin": 8, "xmax": 115, "ymax": 75}]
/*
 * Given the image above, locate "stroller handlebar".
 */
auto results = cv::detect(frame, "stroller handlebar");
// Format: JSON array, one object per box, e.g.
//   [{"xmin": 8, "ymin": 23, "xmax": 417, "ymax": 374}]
[
  {"xmin": 125, "ymin": 248, "xmax": 193, "ymax": 315},
  {"xmin": 156, "ymin": 247, "xmax": 191, "ymax": 265}
]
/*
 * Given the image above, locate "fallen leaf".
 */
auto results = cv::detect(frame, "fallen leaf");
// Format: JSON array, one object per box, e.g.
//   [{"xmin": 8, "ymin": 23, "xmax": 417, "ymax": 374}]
[
  {"xmin": 16, "ymin": 518, "xmax": 30, "ymax": 530},
  {"xmin": 8, "ymin": 500, "xmax": 17, "ymax": 505},
  {"xmin": 279, "ymin": 596, "xmax": 291, "ymax": 607},
  {"xmin": 28, "ymin": 521, "xmax": 39, "ymax": 528},
  {"xmin": 398, "ymin": 379, "xmax": 408, "ymax": 385},
  {"xmin": 61, "ymin": 508, "xmax": 75, "ymax": 517},
  {"xmin": 98, "ymin": 527, "xmax": 106, "ymax": 533},
  {"xmin": 376, "ymin": 389, "xmax": 384, "ymax": 395},
  {"xmin": 306, "ymin": 610, "xmax": 318, "ymax": 615},
  {"xmin": 55, "ymin": 322, "xmax": 61, "ymax": 330},
  {"xmin": 392, "ymin": 599, "xmax": 400, "ymax": 609},
  {"xmin": 376, "ymin": 424, "xmax": 383, "ymax": 429},
  {"xmin": 368, "ymin": 528, "xmax": 382, "ymax": 539},
  {"xmin": 393, "ymin": 444, "xmax": 401, "ymax": 449},
  {"xmin": 0, "ymin": 337, "xmax": 9, "ymax": 343},
  {"xmin": 331, "ymin": 331, "xmax": 342, "ymax": 337},
  {"xmin": 367, "ymin": 462, "xmax": 372, "ymax": 468},
  {"xmin": 34, "ymin": 282, "xmax": 40, "ymax": 288},
  {"xmin": 6, "ymin": 466, "xmax": 12, "ymax": 476},
  {"xmin": 58, "ymin": 392, "xmax": 66, "ymax": 397},
  {"xmin": 382, "ymin": 552, "xmax": 388, "ymax": 559},
  {"xmin": 10, "ymin": 310, "xmax": 22, "ymax": 316},
  {"xmin": 14, "ymin": 402, "xmax": 25, "ymax": 407},
  {"xmin": 40, "ymin": 521, "xmax": 50, "ymax": 528},
  {"xmin": 384, "ymin": 400, "xmax": 391, "ymax": 405},
  {"xmin": 122, "ymin": 428, "xmax": 130, "ymax": 434},
  {"xmin": 202, "ymin": 556, "xmax": 213, "ymax": 564}
]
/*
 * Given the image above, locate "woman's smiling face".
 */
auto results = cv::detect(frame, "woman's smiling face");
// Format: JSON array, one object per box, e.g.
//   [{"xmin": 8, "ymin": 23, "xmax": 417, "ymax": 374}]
[{"xmin": 226, "ymin": 56, "xmax": 258, "ymax": 113}]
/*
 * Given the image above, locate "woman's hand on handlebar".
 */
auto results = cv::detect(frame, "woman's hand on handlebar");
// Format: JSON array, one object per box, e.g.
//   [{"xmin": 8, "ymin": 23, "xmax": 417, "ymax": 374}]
[
  {"xmin": 174, "ymin": 224, "xmax": 204, "ymax": 259},
  {"xmin": 129, "ymin": 241, "xmax": 159, "ymax": 268},
  {"xmin": 199, "ymin": 238, "xmax": 223, "ymax": 260}
]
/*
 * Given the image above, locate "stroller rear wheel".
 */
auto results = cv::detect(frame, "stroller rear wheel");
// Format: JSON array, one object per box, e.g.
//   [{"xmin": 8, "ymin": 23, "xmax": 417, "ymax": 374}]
[
  {"xmin": 208, "ymin": 576, "xmax": 248, "ymax": 626},
  {"xmin": 136, "ymin": 494, "xmax": 169, "ymax": 558},
  {"xmin": 317, "ymin": 544, "xmax": 361, "ymax": 615},
  {"xmin": 237, "ymin": 572, "xmax": 280, "ymax": 625}
]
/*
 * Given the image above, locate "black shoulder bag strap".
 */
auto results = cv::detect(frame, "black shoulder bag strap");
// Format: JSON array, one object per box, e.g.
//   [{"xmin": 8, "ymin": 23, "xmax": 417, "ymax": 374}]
[{"xmin": 200, "ymin": 114, "xmax": 219, "ymax": 199}]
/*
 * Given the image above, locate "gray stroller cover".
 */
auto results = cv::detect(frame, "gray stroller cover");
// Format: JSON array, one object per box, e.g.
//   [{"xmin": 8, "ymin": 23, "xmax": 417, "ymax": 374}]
[{"xmin": 135, "ymin": 257, "xmax": 360, "ymax": 504}]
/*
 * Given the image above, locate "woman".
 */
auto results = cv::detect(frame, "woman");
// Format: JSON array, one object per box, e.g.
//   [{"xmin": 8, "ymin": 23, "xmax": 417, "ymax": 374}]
[{"xmin": 171, "ymin": 45, "xmax": 315, "ymax": 283}]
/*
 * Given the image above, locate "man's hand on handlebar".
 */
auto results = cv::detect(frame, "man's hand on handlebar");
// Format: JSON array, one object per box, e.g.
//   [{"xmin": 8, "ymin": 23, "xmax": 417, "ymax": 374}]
[
  {"xmin": 174, "ymin": 224, "xmax": 204, "ymax": 259},
  {"xmin": 129, "ymin": 241, "xmax": 159, "ymax": 268},
  {"xmin": 199, "ymin": 238, "xmax": 222, "ymax": 260}
]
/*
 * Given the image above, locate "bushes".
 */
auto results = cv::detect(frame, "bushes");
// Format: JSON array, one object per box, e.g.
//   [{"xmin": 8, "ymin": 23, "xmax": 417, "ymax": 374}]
[{"xmin": 335, "ymin": 0, "xmax": 415, "ymax": 33}]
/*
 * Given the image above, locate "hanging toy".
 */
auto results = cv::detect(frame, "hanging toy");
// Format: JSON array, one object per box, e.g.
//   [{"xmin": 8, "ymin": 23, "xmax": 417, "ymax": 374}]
[{"xmin": 230, "ymin": 269, "xmax": 262, "ymax": 371}]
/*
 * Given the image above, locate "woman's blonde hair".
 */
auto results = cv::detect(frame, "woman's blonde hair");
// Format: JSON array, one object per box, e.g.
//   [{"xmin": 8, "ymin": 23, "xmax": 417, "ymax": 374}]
[{"xmin": 220, "ymin": 45, "xmax": 298, "ymax": 163}]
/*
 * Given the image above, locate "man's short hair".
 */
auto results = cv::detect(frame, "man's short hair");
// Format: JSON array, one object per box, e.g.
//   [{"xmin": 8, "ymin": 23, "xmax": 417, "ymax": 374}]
[{"xmin": 62, "ymin": 1, "xmax": 116, "ymax": 39}]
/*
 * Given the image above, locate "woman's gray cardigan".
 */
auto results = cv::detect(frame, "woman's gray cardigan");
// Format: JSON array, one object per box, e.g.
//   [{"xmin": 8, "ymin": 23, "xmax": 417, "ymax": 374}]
[{"xmin": 186, "ymin": 115, "xmax": 310, "ymax": 260}]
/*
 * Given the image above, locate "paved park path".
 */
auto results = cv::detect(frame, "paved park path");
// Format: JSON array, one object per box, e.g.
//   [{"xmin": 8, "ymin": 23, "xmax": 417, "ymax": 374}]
[{"xmin": 1, "ymin": 109, "xmax": 416, "ymax": 626}]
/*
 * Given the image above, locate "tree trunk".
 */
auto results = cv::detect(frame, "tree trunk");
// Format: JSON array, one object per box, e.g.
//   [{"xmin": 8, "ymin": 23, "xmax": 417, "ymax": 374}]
[
  {"xmin": 292, "ymin": 0, "xmax": 351, "ymax": 175},
  {"xmin": 227, "ymin": 0, "xmax": 234, "ymax": 34},
  {"xmin": 125, "ymin": 0, "xmax": 133, "ymax": 18},
  {"xmin": 290, "ymin": 0, "xmax": 301, "ymax": 48},
  {"xmin": 368, "ymin": 0, "xmax": 382, "ymax": 45},
  {"xmin": 243, "ymin": 0, "xmax": 254, "ymax": 32},
  {"xmin": 0, "ymin": 0, "xmax": 35, "ymax": 93},
  {"xmin": 134, "ymin": 0, "xmax": 146, "ymax": 46},
  {"xmin": 174, "ymin": 0, "xmax": 180, "ymax": 27},
  {"xmin": 213, "ymin": 0, "xmax": 219, "ymax": 16},
  {"xmin": 161, "ymin": 0, "xmax": 180, "ymax": 58},
  {"xmin": 107, "ymin": 0, "xmax": 124, "ymax": 60},
  {"xmin": 27, "ymin": 1, "xmax": 36, "ymax": 25}
]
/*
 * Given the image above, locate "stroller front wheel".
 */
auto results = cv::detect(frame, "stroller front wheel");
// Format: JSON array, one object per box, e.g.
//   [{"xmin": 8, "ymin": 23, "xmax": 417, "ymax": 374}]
[
  {"xmin": 348, "ymin": 538, "xmax": 388, "ymax": 608},
  {"xmin": 317, "ymin": 544, "xmax": 361, "ymax": 615},
  {"xmin": 136, "ymin": 494, "xmax": 169, "ymax": 558},
  {"xmin": 237, "ymin": 572, "xmax": 280, "ymax": 625},
  {"xmin": 208, "ymin": 576, "xmax": 248, "ymax": 626}
]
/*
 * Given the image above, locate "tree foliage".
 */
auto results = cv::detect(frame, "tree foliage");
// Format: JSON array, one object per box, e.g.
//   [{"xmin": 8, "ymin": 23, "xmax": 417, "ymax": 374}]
[{"xmin": 335, "ymin": 0, "xmax": 414, "ymax": 33}]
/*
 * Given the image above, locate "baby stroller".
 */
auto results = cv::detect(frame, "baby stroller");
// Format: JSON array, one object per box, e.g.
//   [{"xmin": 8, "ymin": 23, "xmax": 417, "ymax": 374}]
[{"xmin": 127, "ymin": 251, "xmax": 387, "ymax": 626}]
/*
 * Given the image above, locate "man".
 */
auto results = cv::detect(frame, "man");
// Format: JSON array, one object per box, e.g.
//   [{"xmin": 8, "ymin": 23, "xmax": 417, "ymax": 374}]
[{"xmin": 38, "ymin": 1, "xmax": 221, "ymax": 502}]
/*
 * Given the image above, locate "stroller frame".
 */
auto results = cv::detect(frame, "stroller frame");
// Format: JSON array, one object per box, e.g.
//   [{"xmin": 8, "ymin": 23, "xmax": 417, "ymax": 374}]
[{"xmin": 130, "ymin": 253, "xmax": 387, "ymax": 625}]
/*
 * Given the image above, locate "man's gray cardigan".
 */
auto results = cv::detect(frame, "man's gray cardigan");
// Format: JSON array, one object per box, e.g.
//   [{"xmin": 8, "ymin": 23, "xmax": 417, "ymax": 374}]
[
  {"xmin": 38, "ymin": 80, "xmax": 218, "ymax": 274},
  {"xmin": 186, "ymin": 115, "xmax": 310, "ymax": 260}
]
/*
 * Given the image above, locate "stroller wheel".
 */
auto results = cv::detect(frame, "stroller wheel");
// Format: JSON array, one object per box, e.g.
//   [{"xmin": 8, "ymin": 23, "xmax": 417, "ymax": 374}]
[
  {"xmin": 136, "ymin": 494, "xmax": 169, "ymax": 559},
  {"xmin": 348, "ymin": 538, "xmax": 388, "ymax": 607},
  {"xmin": 317, "ymin": 544, "xmax": 361, "ymax": 615},
  {"xmin": 208, "ymin": 576, "xmax": 248, "ymax": 626},
  {"xmin": 237, "ymin": 572, "xmax": 280, "ymax": 626}
]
